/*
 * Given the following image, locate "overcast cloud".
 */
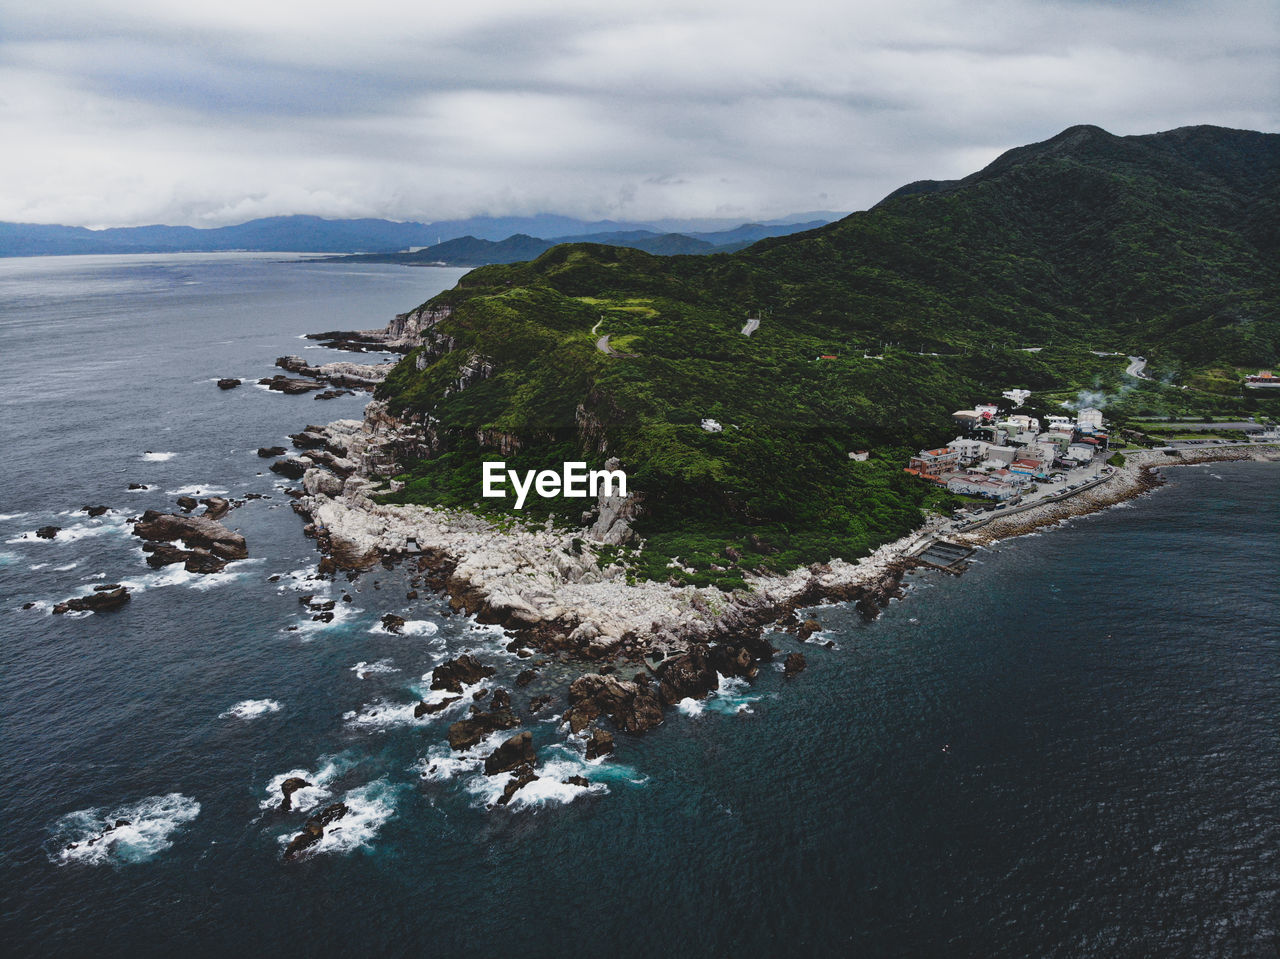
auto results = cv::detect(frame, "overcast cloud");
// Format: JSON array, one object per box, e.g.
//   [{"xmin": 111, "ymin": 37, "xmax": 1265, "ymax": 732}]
[{"xmin": 1, "ymin": 0, "xmax": 1276, "ymax": 227}]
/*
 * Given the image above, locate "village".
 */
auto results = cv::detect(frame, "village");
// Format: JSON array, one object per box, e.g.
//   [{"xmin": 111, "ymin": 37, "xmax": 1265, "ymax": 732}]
[{"xmin": 904, "ymin": 388, "xmax": 1111, "ymax": 507}]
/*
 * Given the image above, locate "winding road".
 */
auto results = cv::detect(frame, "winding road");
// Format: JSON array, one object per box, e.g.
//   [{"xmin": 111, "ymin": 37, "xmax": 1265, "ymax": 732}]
[
  {"xmin": 741, "ymin": 317, "xmax": 760, "ymax": 336},
  {"xmin": 1125, "ymin": 355, "xmax": 1149, "ymax": 379}
]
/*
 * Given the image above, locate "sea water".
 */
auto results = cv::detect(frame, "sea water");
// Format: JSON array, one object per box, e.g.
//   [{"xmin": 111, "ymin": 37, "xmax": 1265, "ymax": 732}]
[{"xmin": 1, "ymin": 254, "xmax": 1276, "ymax": 957}]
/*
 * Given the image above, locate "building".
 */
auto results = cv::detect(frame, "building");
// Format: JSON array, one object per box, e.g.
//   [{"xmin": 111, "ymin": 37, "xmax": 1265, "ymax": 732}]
[
  {"xmin": 847, "ymin": 450, "xmax": 870, "ymax": 461},
  {"xmin": 1002, "ymin": 388, "xmax": 1031, "ymax": 407},
  {"xmin": 700, "ymin": 418, "xmax": 723, "ymax": 433},
  {"xmin": 947, "ymin": 473, "xmax": 1020, "ymax": 500},
  {"xmin": 1062, "ymin": 444, "xmax": 1096, "ymax": 465},
  {"xmin": 1245, "ymin": 371, "xmax": 1280, "ymax": 389},
  {"xmin": 1046, "ymin": 415, "xmax": 1074, "ymax": 430},
  {"xmin": 947, "ymin": 437, "xmax": 991, "ymax": 465},
  {"xmin": 906, "ymin": 447, "xmax": 960, "ymax": 479},
  {"xmin": 1076, "ymin": 407, "xmax": 1104, "ymax": 431}
]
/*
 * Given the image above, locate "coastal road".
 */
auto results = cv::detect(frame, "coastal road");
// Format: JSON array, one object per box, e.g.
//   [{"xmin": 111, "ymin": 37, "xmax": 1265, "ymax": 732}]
[
  {"xmin": 1126, "ymin": 355, "xmax": 1149, "ymax": 379},
  {"xmin": 742, "ymin": 317, "xmax": 760, "ymax": 336}
]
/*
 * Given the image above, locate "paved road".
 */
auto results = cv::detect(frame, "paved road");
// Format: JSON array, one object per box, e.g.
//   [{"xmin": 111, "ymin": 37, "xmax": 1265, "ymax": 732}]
[
  {"xmin": 596, "ymin": 334, "xmax": 616, "ymax": 355},
  {"xmin": 1125, "ymin": 355, "xmax": 1149, "ymax": 379},
  {"xmin": 741, "ymin": 317, "xmax": 760, "ymax": 336}
]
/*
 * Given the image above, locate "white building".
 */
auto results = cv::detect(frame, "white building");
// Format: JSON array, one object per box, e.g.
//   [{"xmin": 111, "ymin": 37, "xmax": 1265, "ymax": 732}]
[
  {"xmin": 700, "ymin": 418, "xmax": 723, "ymax": 433},
  {"xmin": 1002, "ymin": 388, "xmax": 1031, "ymax": 407},
  {"xmin": 1076, "ymin": 408, "xmax": 1104, "ymax": 431},
  {"xmin": 947, "ymin": 437, "xmax": 991, "ymax": 465},
  {"xmin": 1046, "ymin": 415, "xmax": 1073, "ymax": 430}
]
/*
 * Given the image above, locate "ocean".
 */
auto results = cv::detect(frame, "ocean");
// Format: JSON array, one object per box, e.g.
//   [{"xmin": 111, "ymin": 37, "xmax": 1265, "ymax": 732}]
[{"xmin": 1, "ymin": 254, "xmax": 1276, "ymax": 957}]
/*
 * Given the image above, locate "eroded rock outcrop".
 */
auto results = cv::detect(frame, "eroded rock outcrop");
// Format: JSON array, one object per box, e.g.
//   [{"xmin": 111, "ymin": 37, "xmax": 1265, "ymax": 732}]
[
  {"xmin": 565, "ymin": 673, "xmax": 663, "ymax": 734},
  {"xmin": 279, "ymin": 777, "xmax": 311, "ymax": 813},
  {"xmin": 431, "ymin": 654, "xmax": 495, "ymax": 693},
  {"xmin": 484, "ymin": 731, "xmax": 535, "ymax": 775},
  {"xmin": 52, "ymin": 585, "xmax": 131, "ymax": 615},
  {"xmin": 447, "ymin": 708, "xmax": 520, "ymax": 751}
]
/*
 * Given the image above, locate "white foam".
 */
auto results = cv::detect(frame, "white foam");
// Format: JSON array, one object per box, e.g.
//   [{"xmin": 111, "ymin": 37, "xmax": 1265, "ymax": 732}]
[
  {"xmin": 49, "ymin": 793, "xmax": 201, "ymax": 866},
  {"xmin": 277, "ymin": 779, "xmax": 401, "ymax": 859},
  {"xmin": 141, "ymin": 452, "xmax": 177, "ymax": 462},
  {"xmin": 7, "ymin": 520, "xmax": 124, "ymax": 545},
  {"xmin": 0, "ymin": 512, "xmax": 29, "ymax": 522},
  {"xmin": 117, "ymin": 557, "xmax": 262, "ymax": 594},
  {"xmin": 342, "ymin": 698, "xmax": 426, "ymax": 731},
  {"xmin": 164, "ymin": 485, "xmax": 229, "ymax": 497},
  {"xmin": 219, "ymin": 699, "xmax": 282, "ymax": 720},
  {"xmin": 679, "ymin": 674, "xmax": 765, "ymax": 718},
  {"xmin": 367, "ymin": 619, "xmax": 439, "ymax": 637},
  {"xmin": 351, "ymin": 659, "xmax": 399, "ymax": 679},
  {"xmin": 260, "ymin": 753, "xmax": 355, "ymax": 814}
]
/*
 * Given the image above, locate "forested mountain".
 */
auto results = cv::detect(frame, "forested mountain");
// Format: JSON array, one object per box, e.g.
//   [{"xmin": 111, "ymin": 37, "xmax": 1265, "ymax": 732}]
[{"xmin": 370, "ymin": 125, "xmax": 1279, "ymax": 584}]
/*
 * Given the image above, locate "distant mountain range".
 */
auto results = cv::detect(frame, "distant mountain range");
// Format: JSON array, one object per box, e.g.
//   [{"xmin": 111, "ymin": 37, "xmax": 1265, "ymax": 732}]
[
  {"xmin": 328, "ymin": 220, "xmax": 834, "ymax": 266},
  {"xmin": 0, "ymin": 212, "xmax": 842, "ymax": 259}
]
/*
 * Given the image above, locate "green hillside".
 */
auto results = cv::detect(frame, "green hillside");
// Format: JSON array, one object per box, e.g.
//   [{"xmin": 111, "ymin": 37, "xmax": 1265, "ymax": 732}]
[{"xmin": 373, "ymin": 124, "xmax": 1280, "ymax": 587}]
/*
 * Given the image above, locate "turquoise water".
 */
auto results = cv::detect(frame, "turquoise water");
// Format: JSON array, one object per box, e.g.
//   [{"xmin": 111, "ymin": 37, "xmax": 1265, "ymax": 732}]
[{"xmin": 1, "ymin": 255, "xmax": 1277, "ymax": 957}]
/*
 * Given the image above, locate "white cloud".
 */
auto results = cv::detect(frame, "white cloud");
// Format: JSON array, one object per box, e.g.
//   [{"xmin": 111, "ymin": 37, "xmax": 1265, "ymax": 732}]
[{"xmin": 0, "ymin": 0, "xmax": 1275, "ymax": 226}]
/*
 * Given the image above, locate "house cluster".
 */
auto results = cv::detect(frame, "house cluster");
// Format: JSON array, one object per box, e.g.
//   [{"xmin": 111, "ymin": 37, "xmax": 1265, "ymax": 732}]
[
  {"xmin": 904, "ymin": 399, "xmax": 1108, "ymax": 500},
  {"xmin": 1245, "ymin": 371, "xmax": 1280, "ymax": 389}
]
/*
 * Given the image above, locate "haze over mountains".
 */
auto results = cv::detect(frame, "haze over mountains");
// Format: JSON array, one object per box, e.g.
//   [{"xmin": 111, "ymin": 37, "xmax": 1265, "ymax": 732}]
[{"xmin": 0, "ymin": 212, "xmax": 841, "ymax": 259}]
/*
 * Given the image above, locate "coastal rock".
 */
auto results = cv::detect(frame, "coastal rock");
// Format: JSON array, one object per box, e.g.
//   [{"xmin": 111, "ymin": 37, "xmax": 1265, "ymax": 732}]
[
  {"xmin": 585, "ymin": 726, "xmax": 614, "ymax": 760},
  {"xmin": 656, "ymin": 646, "xmax": 719, "ymax": 706},
  {"xmin": 563, "ymin": 775, "xmax": 590, "ymax": 787},
  {"xmin": 797, "ymin": 618, "xmax": 822, "ymax": 641},
  {"xmin": 35, "ymin": 525, "xmax": 61, "ymax": 540},
  {"xmin": 217, "ymin": 378, "xmax": 242, "ymax": 390},
  {"xmin": 201, "ymin": 497, "xmax": 230, "ymax": 520},
  {"xmin": 447, "ymin": 708, "xmax": 520, "ymax": 751},
  {"xmin": 496, "ymin": 764, "xmax": 539, "ymax": 806},
  {"xmin": 257, "ymin": 446, "xmax": 287, "ymax": 458},
  {"xmin": 415, "ymin": 696, "xmax": 459, "ymax": 718},
  {"xmin": 484, "ymin": 731, "xmax": 536, "ymax": 775},
  {"xmin": 431, "ymin": 654, "xmax": 495, "ymax": 693},
  {"xmin": 260, "ymin": 375, "xmax": 326, "ymax": 395},
  {"xmin": 270, "ymin": 458, "xmax": 311, "ymax": 480},
  {"xmin": 279, "ymin": 777, "xmax": 311, "ymax": 812},
  {"xmin": 127, "ymin": 483, "xmax": 149, "ymax": 490},
  {"xmin": 515, "ymin": 668, "xmax": 536, "ymax": 687},
  {"xmin": 53, "ymin": 586, "xmax": 130, "ymax": 615},
  {"xmin": 132, "ymin": 510, "xmax": 248, "ymax": 560},
  {"xmin": 381, "ymin": 613, "xmax": 406, "ymax": 634},
  {"xmin": 784, "ymin": 652, "xmax": 807, "ymax": 677},
  {"xmin": 176, "ymin": 496, "xmax": 198, "ymax": 512},
  {"xmin": 491, "ymin": 688, "xmax": 511, "ymax": 710},
  {"xmin": 565, "ymin": 674, "xmax": 662, "ymax": 734},
  {"xmin": 82, "ymin": 505, "xmax": 110, "ymax": 517},
  {"xmin": 282, "ymin": 802, "xmax": 349, "ymax": 860}
]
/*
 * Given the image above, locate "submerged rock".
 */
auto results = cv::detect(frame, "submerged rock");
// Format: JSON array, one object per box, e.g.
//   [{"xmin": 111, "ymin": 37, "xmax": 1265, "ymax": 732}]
[
  {"xmin": 784, "ymin": 652, "xmax": 807, "ymax": 676},
  {"xmin": 496, "ymin": 763, "xmax": 539, "ymax": 806},
  {"xmin": 380, "ymin": 613, "xmax": 405, "ymax": 634},
  {"xmin": 82, "ymin": 505, "xmax": 110, "ymax": 517},
  {"xmin": 282, "ymin": 802, "xmax": 349, "ymax": 860},
  {"xmin": 414, "ymin": 696, "xmax": 459, "ymax": 718},
  {"xmin": 217, "ymin": 378, "xmax": 242, "ymax": 390}
]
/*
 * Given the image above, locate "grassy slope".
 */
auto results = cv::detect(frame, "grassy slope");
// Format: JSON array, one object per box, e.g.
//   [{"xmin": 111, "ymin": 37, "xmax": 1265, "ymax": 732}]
[{"xmin": 374, "ymin": 125, "xmax": 1280, "ymax": 588}]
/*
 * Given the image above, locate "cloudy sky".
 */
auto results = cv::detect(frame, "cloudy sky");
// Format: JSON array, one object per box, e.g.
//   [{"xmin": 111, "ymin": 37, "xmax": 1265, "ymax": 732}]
[{"xmin": 2, "ymin": 0, "xmax": 1276, "ymax": 227}]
